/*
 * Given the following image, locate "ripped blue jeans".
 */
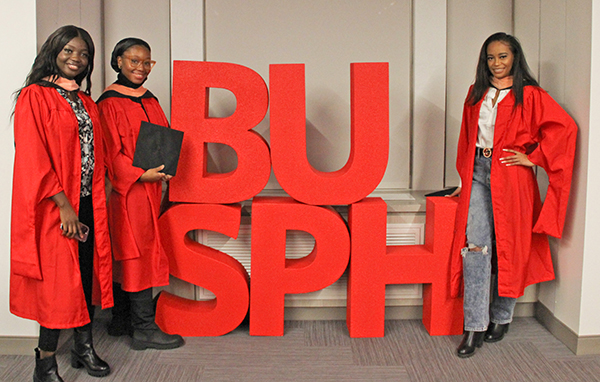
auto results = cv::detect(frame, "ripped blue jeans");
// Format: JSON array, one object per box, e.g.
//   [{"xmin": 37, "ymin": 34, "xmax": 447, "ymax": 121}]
[{"xmin": 463, "ymin": 154, "xmax": 516, "ymax": 332}]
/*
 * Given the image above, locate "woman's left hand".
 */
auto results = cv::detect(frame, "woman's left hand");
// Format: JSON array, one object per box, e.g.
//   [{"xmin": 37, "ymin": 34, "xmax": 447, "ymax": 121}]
[
  {"xmin": 139, "ymin": 165, "xmax": 173, "ymax": 183},
  {"xmin": 500, "ymin": 149, "xmax": 535, "ymax": 167}
]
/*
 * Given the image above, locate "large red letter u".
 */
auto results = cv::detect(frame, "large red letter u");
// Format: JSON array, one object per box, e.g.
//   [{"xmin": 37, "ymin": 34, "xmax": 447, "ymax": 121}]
[{"xmin": 269, "ymin": 63, "xmax": 389, "ymax": 206}]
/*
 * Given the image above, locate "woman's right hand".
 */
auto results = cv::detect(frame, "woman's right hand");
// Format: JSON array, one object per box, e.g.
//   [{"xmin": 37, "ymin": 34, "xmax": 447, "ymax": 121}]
[
  {"xmin": 139, "ymin": 165, "xmax": 172, "ymax": 183},
  {"xmin": 446, "ymin": 186, "xmax": 462, "ymax": 197},
  {"xmin": 51, "ymin": 191, "xmax": 81, "ymax": 239}
]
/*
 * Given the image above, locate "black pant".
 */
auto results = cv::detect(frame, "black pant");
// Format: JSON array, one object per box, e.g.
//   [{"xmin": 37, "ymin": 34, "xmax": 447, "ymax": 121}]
[{"xmin": 38, "ymin": 196, "xmax": 95, "ymax": 352}]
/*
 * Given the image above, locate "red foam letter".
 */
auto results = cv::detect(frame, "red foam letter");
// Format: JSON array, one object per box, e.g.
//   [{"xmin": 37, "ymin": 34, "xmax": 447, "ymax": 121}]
[
  {"xmin": 269, "ymin": 63, "xmax": 389, "ymax": 205},
  {"xmin": 155, "ymin": 203, "xmax": 249, "ymax": 336},
  {"xmin": 249, "ymin": 197, "xmax": 350, "ymax": 336},
  {"xmin": 170, "ymin": 61, "xmax": 271, "ymax": 203},
  {"xmin": 347, "ymin": 197, "xmax": 463, "ymax": 337}
]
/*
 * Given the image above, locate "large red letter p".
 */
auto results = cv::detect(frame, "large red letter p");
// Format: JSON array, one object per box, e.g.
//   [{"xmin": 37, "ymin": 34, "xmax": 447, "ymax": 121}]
[{"xmin": 249, "ymin": 197, "xmax": 350, "ymax": 336}]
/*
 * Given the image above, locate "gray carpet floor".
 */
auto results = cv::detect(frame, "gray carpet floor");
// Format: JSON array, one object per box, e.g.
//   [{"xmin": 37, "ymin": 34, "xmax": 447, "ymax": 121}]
[{"xmin": 2, "ymin": 314, "xmax": 600, "ymax": 381}]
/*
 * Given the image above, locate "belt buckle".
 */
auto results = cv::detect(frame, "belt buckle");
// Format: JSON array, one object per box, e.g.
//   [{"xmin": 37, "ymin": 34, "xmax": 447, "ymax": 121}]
[{"xmin": 482, "ymin": 147, "xmax": 492, "ymax": 158}]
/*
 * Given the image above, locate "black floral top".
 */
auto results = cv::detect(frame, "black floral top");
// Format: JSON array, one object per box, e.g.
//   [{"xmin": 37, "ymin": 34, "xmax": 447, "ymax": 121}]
[{"xmin": 57, "ymin": 88, "xmax": 94, "ymax": 197}]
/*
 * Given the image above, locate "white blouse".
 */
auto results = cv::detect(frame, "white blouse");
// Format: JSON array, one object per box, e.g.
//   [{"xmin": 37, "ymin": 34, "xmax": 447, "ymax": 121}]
[
  {"xmin": 476, "ymin": 87, "xmax": 511, "ymax": 149},
  {"xmin": 458, "ymin": 86, "xmax": 511, "ymax": 188}
]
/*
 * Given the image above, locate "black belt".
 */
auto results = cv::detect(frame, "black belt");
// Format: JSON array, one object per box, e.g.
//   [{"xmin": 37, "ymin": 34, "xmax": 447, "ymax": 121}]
[{"xmin": 475, "ymin": 147, "xmax": 492, "ymax": 158}]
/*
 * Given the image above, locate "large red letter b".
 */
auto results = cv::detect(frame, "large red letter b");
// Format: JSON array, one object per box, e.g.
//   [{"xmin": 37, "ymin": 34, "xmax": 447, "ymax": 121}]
[{"xmin": 170, "ymin": 61, "xmax": 271, "ymax": 204}]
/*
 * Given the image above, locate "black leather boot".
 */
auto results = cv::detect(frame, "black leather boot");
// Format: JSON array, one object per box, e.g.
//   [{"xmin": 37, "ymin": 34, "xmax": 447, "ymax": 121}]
[
  {"xmin": 456, "ymin": 331, "xmax": 485, "ymax": 358},
  {"xmin": 70, "ymin": 327, "xmax": 111, "ymax": 377},
  {"xmin": 484, "ymin": 323, "xmax": 509, "ymax": 343},
  {"xmin": 129, "ymin": 288, "xmax": 184, "ymax": 350},
  {"xmin": 107, "ymin": 283, "xmax": 132, "ymax": 337},
  {"xmin": 34, "ymin": 348, "xmax": 64, "ymax": 382}
]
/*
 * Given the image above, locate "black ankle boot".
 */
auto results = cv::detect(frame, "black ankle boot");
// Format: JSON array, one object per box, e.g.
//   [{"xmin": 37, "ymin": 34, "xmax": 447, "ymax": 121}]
[
  {"xmin": 131, "ymin": 327, "xmax": 185, "ymax": 350},
  {"xmin": 107, "ymin": 314, "xmax": 133, "ymax": 337},
  {"xmin": 484, "ymin": 323, "xmax": 509, "ymax": 343},
  {"xmin": 129, "ymin": 288, "xmax": 184, "ymax": 351},
  {"xmin": 107, "ymin": 283, "xmax": 132, "ymax": 337},
  {"xmin": 456, "ymin": 331, "xmax": 485, "ymax": 358},
  {"xmin": 34, "ymin": 348, "xmax": 64, "ymax": 382},
  {"xmin": 70, "ymin": 328, "xmax": 111, "ymax": 377}
]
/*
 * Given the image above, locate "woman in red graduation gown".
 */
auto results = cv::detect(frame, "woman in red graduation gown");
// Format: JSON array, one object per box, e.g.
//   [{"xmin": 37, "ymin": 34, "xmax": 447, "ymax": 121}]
[
  {"xmin": 450, "ymin": 32, "xmax": 577, "ymax": 358},
  {"xmin": 97, "ymin": 37, "xmax": 183, "ymax": 350},
  {"xmin": 11, "ymin": 25, "xmax": 113, "ymax": 381}
]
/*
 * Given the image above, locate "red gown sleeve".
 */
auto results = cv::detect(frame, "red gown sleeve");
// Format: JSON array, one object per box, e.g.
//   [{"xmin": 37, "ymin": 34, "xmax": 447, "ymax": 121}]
[
  {"xmin": 98, "ymin": 99, "xmax": 145, "ymax": 196},
  {"xmin": 455, "ymin": 88, "xmax": 474, "ymax": 184},
  {"xmin": 526, "ymin": 89, "xmax": 577, "ymax": 238},
  {"xmin": 11, "ymin": 86, "xmax": 63, "ymax": 280}
]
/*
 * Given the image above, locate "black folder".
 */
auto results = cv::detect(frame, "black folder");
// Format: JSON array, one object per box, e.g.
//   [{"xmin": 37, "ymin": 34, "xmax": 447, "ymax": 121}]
[
  {"xmin": 132, "ymin": 121, "xmax": 184, "ymax": 176},
  {"xmin": 425, "ymin": 187, "xmax": 458, "ymax": 197}
]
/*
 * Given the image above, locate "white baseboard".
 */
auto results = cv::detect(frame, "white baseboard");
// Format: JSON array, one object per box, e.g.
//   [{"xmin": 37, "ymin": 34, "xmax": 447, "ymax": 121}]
[
  {"xmin": 535, "ymin": 302, "xmax": 600, "ymax": 355},
  {"xmin": 0, "ymin": 337, "xmax": 37, "ymax": 356}
]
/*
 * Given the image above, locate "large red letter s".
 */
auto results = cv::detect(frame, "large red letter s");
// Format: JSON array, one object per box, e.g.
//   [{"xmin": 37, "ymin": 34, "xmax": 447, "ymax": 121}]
[
  {"xmin": 155, "ymin": 203, "xmax": 250, "ymax": 336},
  {"xmin": 169, "ymin": 61, "xmax": 271, "ymax": 204}
]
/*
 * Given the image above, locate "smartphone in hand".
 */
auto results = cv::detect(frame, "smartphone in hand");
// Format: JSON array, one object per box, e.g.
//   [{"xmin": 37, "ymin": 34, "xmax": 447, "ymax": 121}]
[
  {"xmin": 77, "ymin": 224, "xmax": 90, "ymax": 242},
  {"xmin": 60, "ymin": 223, "xmax": 90, "ymax": 242}
]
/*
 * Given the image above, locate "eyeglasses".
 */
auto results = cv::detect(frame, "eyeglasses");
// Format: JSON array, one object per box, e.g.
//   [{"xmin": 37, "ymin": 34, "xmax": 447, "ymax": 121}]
[{"xmin": 122, "ymin": 55, "xmax": 156, "ymax": 70}]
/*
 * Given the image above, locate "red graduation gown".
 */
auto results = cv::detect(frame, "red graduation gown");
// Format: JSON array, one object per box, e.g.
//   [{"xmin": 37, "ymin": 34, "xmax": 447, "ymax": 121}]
[
  {"xmin": 10, "ymin": 84, "xmax": 113, "ymax": 329},
  {"xmin": 98, "ymin": 86, "xmax": 169, "ymax": 292},
  {"xmin": 450, "ymin": 85, "xmax": 577, "ymax": 299}
]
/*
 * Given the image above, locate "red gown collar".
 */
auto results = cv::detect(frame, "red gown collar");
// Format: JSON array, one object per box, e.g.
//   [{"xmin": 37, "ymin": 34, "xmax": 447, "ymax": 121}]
[
  {"xmin": 103, "ymin": 83, "xmax": 148, "ymax": 98},
  {"xmin": 42, "ymin": 76, "xmax": 79, "ymax": 91}
]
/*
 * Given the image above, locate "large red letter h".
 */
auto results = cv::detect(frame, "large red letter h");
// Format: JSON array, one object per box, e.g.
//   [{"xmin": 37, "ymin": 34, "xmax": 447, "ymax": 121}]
[{"xmin": 347, "ymin": 197, "xmax": 463, "ymax": 337}]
